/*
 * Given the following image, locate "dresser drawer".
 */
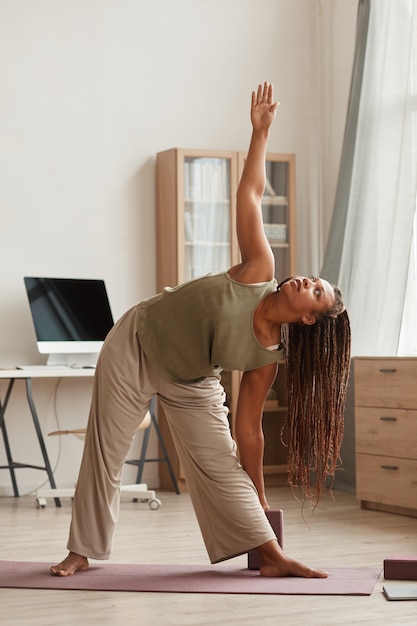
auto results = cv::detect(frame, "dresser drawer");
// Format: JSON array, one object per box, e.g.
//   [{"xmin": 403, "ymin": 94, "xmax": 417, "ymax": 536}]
[
  {"xmin": 354, "ymin": 358, "xmax": 417, "ymax": 409},
  {"xmin": 355, "ymin": 407, "xmax": 417, "ymax": 458},
  {"xmin": 356, "ymin": 453, "xmax": 417, "ymax": 510}
]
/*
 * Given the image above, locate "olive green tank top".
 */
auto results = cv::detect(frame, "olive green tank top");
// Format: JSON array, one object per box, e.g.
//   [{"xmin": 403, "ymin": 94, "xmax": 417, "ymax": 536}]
[{"xmin": 137, "ymin": 271, "xmax": 285, "ymax": 384}]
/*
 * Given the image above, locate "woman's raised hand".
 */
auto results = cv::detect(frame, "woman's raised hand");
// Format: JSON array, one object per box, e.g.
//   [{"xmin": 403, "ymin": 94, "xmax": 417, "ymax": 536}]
[{"xmin": 251, "ymin": 82, "xmax": 279, "ymax": 131}]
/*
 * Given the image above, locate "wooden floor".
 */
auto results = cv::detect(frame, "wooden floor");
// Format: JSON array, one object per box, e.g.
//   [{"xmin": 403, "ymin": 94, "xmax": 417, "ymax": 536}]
[{"xmin": 0, "ymin": 486, "xmax": 416, "ymax": 625}]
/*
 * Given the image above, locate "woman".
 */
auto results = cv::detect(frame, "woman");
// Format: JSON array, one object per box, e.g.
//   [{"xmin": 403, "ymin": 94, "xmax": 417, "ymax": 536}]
[{"xmin": 51, "ymin": 82, "xmax": 350, "ymax": 578}]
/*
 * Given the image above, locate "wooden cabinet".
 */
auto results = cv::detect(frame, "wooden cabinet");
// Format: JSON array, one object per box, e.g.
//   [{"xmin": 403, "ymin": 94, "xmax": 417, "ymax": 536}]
[
  {"xmin": 156, "ymin": 148, "xmax": 296, "ymax": 491},
  {"xmin": 238, "ymin": 152, "xmax": 296, "ymax": 488},
  {"xmin": 354, "ymin": 357, "xmax": 417, "ymax": 517}
]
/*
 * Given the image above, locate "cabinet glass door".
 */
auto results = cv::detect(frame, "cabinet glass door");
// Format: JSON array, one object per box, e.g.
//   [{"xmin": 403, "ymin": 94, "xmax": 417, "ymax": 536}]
[
  {"xmin": 237, "ymin": 153, "xmax": 295, "ymax": 282},
  {"xmin": 262, "ymin": 159, "xmax": 291, "ymax": 280},
  {"xmin": 183, "ymin": 157, "xmax": 232, "ymax": 281}
]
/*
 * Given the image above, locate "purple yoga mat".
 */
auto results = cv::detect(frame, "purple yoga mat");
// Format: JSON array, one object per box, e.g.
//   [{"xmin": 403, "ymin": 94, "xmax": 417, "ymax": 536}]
[{"xmin": 0, "ymin": 561, "xmax": 381, "ymax": 595}]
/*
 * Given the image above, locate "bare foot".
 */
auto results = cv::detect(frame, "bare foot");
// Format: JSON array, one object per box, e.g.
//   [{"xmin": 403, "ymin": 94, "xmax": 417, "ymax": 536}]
[
  {"xmin": 260, "ymin": 554, "xmax": 328, "ymax": 578},
  {"xmin": 257, "ymin": 539, "xmax": 328, "ymax": 578},
  {"xmin": 50, "ymin": 552, "xmax": 89, "ymax": 576}
]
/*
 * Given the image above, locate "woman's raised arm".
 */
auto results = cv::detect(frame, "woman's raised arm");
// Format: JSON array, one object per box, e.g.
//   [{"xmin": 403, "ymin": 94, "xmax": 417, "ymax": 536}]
[{"xmin": 229, "ymin": 82, "xmax": 279, "ymax": 285}]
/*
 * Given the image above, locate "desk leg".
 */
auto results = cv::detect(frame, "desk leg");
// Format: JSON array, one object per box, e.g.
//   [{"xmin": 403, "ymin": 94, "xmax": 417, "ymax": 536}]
[
  {"xmin": 25, "ymin": 379, "xmax": 61, "ymax": 508},
  {"xmin": 0, "ymin": 380, "xmax": 20, "ymax": 497}
]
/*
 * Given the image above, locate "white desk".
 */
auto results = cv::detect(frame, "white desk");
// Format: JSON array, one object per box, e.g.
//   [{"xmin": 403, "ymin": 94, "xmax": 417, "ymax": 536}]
[{"xmin": 0, "ymin": 368, "xmax": 95, "ymax": 506}]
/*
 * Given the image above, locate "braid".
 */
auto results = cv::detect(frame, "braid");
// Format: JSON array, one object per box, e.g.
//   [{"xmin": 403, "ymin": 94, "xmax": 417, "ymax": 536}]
[{"xmin": 283, "ymin": 308, "xmax": 351, "ymax": 507}]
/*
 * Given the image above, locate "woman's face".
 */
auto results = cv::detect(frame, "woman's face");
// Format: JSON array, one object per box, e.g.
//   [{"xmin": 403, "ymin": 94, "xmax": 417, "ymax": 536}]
[{"xmin": 278, "ymin": 276, "xmax": 335, "ymax": 324}]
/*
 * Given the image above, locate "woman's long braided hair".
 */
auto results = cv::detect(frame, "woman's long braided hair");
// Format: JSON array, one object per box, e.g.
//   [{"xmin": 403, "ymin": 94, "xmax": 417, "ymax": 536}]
[{"xmin": 282, "ymin": 285, "xmax": 351, "ymax": 507}]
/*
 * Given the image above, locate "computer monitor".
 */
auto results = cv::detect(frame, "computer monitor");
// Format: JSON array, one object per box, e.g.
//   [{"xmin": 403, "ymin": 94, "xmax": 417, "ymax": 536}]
[{"xmin": 23, "ymin": 277, "xmax": 114, "ymax": 367}]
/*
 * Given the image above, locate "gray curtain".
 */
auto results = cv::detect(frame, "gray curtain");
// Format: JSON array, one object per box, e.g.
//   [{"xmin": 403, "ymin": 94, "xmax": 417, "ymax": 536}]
[
  {"xmin": 321, "ymin": 0, "xmax": 370, "ymax": 285},
  {"xmin": 321, "ymin": 0, "xmax": 417, "ymax": 356}
]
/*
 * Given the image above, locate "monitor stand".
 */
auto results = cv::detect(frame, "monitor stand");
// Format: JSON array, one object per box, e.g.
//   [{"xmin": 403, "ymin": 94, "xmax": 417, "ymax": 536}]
[{"xmin": 46, "ymin": 353, "xmax": 99, "ymax": 369}]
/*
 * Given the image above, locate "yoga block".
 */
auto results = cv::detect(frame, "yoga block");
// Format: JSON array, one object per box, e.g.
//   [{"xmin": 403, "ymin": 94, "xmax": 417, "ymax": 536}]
[
  {"xmin": 384, "ymin": 555, "xmax": 417, "ymax": 580},
  {"xmin": 247, "ymin": 509, "xmax": 284, "ymax": 570}
]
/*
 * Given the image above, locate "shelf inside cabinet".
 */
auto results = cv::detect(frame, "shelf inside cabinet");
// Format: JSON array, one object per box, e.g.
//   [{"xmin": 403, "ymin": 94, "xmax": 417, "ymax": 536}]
[
  {"xmin": 185, "ymin": 241, "xmax": 231, "ymax": 247},
  {"xmin": 185, "ymin": 199, "xmax": 230, "ymax": 204},
  {"xmin": 264, "ymin": 464, "xmax": 288, "ymax": 475},
  {"xmin": 264, "ymin": 400, "xmax": 288, "ymax": 413},
  {"xmin": 262, "ymin": 196, "xmax": 288, "ymax": 206},
  {"xmin": 268, "ymin": 242, "xmax": 289, "ymax": 249}
]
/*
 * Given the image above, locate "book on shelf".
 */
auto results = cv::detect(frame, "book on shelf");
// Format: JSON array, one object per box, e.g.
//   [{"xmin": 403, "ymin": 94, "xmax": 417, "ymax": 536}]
[
  {"xmin": 263, "ymin": 223, "xmax": 287, "ymax": 243},
  {"xmin": 184, "ymin": 158, "xmax": 230, "ymax": 202}
]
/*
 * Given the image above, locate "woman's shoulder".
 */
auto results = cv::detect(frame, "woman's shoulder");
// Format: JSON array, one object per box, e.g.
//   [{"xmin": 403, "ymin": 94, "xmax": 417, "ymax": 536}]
[{"xmin": 226, "ymin": 270, "xmax": 277, "ymax": 290}]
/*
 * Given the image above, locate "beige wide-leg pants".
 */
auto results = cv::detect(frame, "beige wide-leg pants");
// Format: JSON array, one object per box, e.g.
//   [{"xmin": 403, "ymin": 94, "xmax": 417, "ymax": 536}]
[{"xmin": 67, "ymin": 306, "xmax": 276, "ymax": 564}]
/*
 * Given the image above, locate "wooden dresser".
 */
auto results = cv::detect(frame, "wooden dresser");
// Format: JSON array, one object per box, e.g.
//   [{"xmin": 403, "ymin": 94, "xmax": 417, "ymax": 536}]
[{"xmin": 354, "ymin": 357, "xmax": 417, "ymax": 517}]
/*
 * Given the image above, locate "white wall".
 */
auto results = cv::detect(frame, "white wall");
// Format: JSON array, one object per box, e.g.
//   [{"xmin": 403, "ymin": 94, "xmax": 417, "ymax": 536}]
[{"xmin": 0, "ymin": 0, "xmax": 357, "ymax": 495}]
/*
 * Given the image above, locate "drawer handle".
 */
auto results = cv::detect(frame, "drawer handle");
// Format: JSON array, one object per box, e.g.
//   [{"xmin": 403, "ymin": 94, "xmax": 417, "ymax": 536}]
[
  {"xmin": 378, "ymin": 368, "xmax": 397, "ymax": 373},
  {"xmin": 380, "ymin": 465, "xmax": 398, "ymax": 471},
  {"xmin": 379, "ymin": 416, "xmax": 397, "ymax": 422}
]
